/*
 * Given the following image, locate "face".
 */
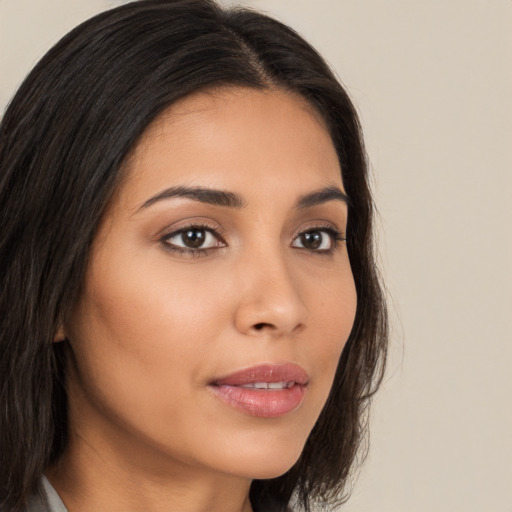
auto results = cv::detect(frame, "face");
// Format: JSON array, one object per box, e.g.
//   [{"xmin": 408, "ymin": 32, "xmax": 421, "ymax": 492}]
[{"xmin": 63, "ymin": 87, "xmax": 357, "ymax": 483}]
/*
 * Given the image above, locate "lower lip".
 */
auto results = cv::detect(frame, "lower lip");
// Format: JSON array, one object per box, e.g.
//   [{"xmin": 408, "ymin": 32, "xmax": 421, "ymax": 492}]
[{"xmin": 209, "ymin": 384, "xmax": 306, "ymax": 418}]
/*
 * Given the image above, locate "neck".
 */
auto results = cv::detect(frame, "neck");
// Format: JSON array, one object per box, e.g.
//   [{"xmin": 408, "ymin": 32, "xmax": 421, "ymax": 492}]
[{"xmin": 47, "ymin": 429, "xmax": 253, "ymax": 512}]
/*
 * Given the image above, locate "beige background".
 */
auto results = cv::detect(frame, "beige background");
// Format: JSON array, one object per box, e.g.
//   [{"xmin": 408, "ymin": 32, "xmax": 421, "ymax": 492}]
[{"xmin": 1, "ymin": 1, "xmax": 511, "ymax": 511}]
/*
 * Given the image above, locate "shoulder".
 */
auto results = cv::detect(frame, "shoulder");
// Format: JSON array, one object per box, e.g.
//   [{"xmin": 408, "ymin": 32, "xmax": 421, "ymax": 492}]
[{"xmin": 4, "ymin": 478, "xmax": 68, "ymax": 512}]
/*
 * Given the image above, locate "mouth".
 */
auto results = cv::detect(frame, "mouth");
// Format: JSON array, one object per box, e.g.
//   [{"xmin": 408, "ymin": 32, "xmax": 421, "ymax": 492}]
[
  {"xmin": 209, "ymin": 363, "xmax": 309, "ymax": 418},
  {"xmin": 238, "ymin": 381, "xmax": 296, "ymax": 389}
]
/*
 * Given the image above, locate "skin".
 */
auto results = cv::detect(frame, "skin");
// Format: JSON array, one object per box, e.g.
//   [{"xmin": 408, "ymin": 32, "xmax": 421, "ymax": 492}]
[{"xmin": 49, "ymin": 87, "xmax": 357, "ymax": 512}]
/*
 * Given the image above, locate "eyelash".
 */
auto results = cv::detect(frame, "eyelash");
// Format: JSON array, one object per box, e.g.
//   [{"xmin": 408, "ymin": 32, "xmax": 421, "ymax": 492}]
[
  {"xmin": 160, "ymin": 223, "xmax": 346, "ymax": 257},
  {"xmin": 294, "ymin": 225, "xmax": 347, "ymax": 255},
  {"xmin": 160, "ymin": 222, "xmax": 226, "ymax": 258}
]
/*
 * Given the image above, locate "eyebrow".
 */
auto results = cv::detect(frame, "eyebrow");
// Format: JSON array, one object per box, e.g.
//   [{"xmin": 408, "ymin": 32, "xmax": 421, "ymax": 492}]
[
  {"xmin": 295, "ymin": 185, "xmax": 350, "ymax": 209},
  {"xmin": 138, "ymin": 186, "xmax": 246, "ymax": 210},
  {"xmin": 137, "ymin": 184, "xmax": 349, "ymax": 212}
]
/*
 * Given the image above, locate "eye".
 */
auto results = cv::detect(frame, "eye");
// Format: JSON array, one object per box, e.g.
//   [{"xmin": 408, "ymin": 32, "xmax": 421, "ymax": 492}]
[
  {"xmin": 291, "ymin": 228, "xmax": 344, "ymax": 252},
  {"xmin": 162, "ymin": 226, "xmax": 224, "ymax": 251}
]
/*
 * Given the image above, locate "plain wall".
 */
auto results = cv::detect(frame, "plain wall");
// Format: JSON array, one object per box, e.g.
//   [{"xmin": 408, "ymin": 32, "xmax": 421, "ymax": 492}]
[{"xmin": 1, "ymin": 1, "xmax": 511, "ymax": 511}]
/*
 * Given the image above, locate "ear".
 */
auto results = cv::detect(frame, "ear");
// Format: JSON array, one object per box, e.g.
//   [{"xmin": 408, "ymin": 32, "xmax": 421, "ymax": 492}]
[{"xmin": 53, "ymin": 323, "xmax": 66, "ymax": 343}]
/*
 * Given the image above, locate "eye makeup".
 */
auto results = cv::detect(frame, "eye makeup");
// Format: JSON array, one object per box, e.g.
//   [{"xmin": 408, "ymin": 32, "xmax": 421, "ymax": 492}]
[{"xmin": 158, "ymin": 220, "xmax": 346, "ymax": 259}]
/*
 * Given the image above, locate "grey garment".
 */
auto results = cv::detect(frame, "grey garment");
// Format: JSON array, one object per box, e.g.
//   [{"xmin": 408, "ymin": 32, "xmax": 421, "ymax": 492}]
[
  {"xmin": 25, "ymin": 477, "xmax": 68, "ymax": 512},
  {"xmin": 19, "ymin": 477, "xmax": 289, "ymax": 512}
]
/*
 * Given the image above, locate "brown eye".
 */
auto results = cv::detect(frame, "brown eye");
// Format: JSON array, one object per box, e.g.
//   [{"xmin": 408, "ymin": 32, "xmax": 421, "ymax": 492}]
[
  {"xmin": 163, "ymin": 226, "xmax": 223, "ymax": 251},
  {"xmin": 299, "ymin": 231, "xmax": 323, "ymax": 250},
  {"xmin": 292, "ymin": 229, "xmax": 340, "ymax": 252},
  {"xmin": 181, "ymin": 229, "xmax": 206, "ymax": 248}
]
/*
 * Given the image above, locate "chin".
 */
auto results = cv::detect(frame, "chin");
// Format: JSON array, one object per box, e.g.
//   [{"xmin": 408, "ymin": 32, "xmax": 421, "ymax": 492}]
[{"xmin": 217, "ymin": 433, "xmax": 307, "ymax": 481}]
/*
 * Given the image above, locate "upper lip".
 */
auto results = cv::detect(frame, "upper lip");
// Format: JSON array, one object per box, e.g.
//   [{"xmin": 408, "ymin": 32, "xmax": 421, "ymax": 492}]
[{"xmin": 211, "ymin": 363, "xmax": 309, "ymax": 387}]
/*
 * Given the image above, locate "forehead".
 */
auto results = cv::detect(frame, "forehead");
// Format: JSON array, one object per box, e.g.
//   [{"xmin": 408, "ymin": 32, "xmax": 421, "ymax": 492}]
[{"xmin": 118, "ymin": 86, "xmax": 342, "ymax": 210}]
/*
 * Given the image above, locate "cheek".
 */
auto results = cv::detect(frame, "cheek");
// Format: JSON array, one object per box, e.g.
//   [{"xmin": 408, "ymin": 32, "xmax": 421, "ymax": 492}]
[
  {"xmin": 308, "ymin": 269, "xmax": 357, "ymax": 393},
  {"xmin": 66, "ymin": 253, "xmax": 228, "ymax": 431},
  {"xmin": 80, "ymin": 248, "xmax": 227, "ymax": 346}
]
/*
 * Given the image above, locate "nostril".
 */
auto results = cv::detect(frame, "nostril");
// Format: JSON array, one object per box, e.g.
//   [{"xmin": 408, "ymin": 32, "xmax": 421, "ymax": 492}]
[{"xmin": 253, "ymin": 322, "xmax": 274, "ymax": 331}]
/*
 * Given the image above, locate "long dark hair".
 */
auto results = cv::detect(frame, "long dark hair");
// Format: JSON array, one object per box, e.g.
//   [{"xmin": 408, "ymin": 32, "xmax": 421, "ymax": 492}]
[{"xmin": 0, "ymin": 1, "xmax": 387, "ymax": 510}]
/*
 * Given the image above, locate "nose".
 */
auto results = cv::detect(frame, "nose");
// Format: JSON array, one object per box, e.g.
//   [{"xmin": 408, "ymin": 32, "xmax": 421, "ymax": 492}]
[{"xmin": 233, "ymin": 249, "xmax": 308, "ymax": 337}]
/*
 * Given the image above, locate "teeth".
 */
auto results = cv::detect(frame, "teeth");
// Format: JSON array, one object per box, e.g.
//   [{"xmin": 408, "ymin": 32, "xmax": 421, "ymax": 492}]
[
  {"xmin": 268, "ymin": 382, "xmax": 285, "ymax": 389},
  {"xmin": 240, "ymin": 381, "xmax": 295, "ymax": 390}
]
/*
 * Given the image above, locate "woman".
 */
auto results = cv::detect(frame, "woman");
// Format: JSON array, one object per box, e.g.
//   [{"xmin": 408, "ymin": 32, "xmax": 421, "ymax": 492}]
[{"xmin": 0, "ymin": 1, "xmax": 387, "ymax": 511}]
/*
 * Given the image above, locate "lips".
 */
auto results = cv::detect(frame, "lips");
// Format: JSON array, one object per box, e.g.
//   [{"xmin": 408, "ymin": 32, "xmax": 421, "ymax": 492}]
[{"xmin": 209, "ymin": 363, "xmax": 309, "ymax": 418}]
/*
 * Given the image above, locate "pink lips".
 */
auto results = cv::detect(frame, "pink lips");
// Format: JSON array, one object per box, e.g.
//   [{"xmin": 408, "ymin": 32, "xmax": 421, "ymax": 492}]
[{"xmin": 209, "ymin": 363, "xmax": 309, "ymax": 418}]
